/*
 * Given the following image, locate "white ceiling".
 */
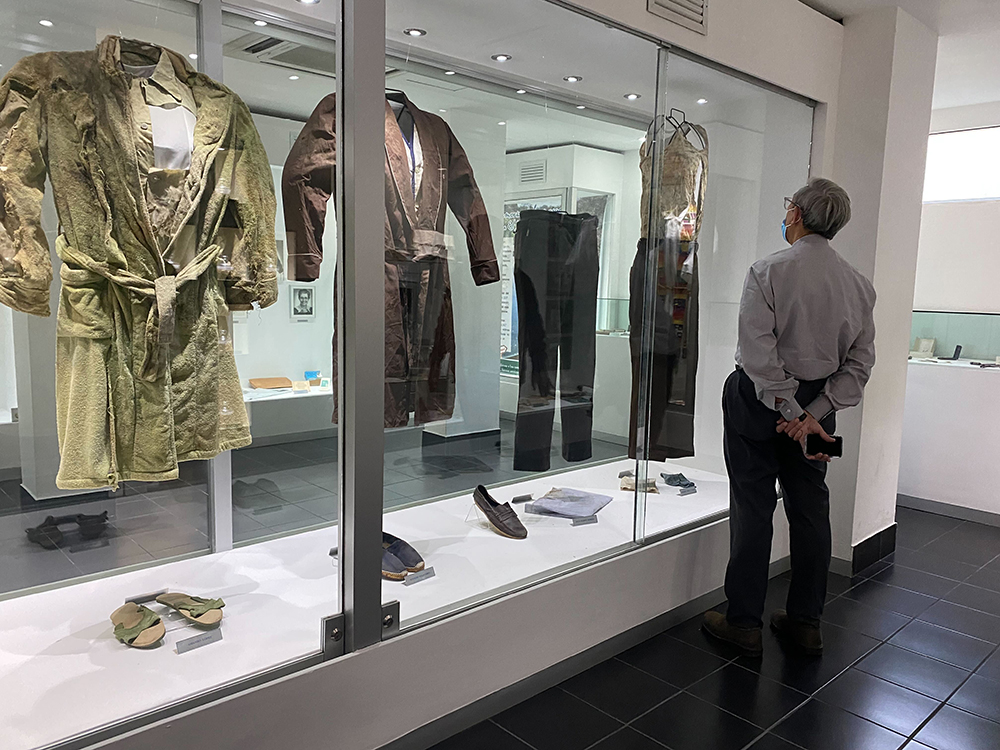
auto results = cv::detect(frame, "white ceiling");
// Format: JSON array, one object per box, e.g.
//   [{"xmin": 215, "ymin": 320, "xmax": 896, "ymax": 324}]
[{"xmin": 799, "ymin": 0, "xmax": 1000, "ymax": 110}]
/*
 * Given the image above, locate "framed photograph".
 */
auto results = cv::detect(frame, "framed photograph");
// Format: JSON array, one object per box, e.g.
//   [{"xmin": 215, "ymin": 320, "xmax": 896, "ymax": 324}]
[{"xmin": 289, "ymin": 285, "xmax": 316, "ymax": 320}]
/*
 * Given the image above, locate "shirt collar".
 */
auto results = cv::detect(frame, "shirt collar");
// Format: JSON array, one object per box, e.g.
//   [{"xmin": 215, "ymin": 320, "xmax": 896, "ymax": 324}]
[{"xmin": 101, "ymin": 36, "xmax": 197, "ymax": 112}]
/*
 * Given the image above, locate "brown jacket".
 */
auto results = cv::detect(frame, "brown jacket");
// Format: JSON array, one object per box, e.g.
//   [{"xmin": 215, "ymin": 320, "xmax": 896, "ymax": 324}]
[
  {"xmin": 0, "ymin": 37, "xmax": 277, "ymax": 488},
  {"xmin": 283, "ymin": 93, "xmax": 499, "ymax": 426}
]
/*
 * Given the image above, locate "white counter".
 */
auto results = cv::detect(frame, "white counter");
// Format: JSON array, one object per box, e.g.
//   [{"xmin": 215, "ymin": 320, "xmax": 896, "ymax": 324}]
[{"xmin": 898, "ymin": 359, "xmax": 1000, "ymax": 521}]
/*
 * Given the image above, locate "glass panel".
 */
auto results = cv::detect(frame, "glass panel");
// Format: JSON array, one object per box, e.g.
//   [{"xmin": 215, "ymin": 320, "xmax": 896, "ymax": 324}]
[
  {"xmin": 910, "ymin": 310, "xmax": 1000, "ymax": 361},
  {"xmin": 636, "ymin": 51, "xmax": 816, "ymax": 539},
  {"xmin": 0, "ymin": 3, "xmax": 340, "ymax": 749},
  {"xmin": 924, "ymin": 127, "xmax": 1000, "ymax": 203},
  {"xmin": 379, "ymin": 0, "xmax": 658, "ymax": 629}
]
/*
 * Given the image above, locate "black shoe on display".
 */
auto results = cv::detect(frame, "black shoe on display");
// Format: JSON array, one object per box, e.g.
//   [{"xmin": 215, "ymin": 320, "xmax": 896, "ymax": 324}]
[
  {"xmin": 473, "ymin": 485, "xmax": 528, "ymax": 540},
  {"xmin": 382, "ymin": 532, "xmax": 424, "ymax": 573}
]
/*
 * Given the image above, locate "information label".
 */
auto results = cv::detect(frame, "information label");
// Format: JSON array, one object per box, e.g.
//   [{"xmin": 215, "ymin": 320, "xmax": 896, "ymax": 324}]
[
  {"xmin": 571, "ymin": 515, "xmax": 599, "ymax": 526},
  {"xmin": 176, "ymin": 628, "xmax": 224, "ymax": 654},
  {"xmin": 403, "ymin": 567, "xmax": 436, "ymax": 586}
]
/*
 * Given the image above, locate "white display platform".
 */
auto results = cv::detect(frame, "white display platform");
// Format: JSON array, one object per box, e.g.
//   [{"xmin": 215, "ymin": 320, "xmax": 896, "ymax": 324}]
[
  {"xmin": 899, "ymin": 359, "xmax": 1000, "ymax": 518},
  {"xmin": 0, "ymin": 459, "xmax": 728, "ymax": 750}
]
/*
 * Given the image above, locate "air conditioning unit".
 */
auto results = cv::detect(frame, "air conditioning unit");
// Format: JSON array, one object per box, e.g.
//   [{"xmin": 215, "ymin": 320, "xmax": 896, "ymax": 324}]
[
  {"xmin": 519, "ymin": 160, "xmax": 547, "ymax": 185},
  {"xmin": 648, "ymin": 0, "xmax": 708, "ymax": 36}
]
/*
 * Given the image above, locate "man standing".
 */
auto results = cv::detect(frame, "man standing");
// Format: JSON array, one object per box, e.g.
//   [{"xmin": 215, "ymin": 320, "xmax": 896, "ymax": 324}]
[{"xmin": 703, "ymin": 178, "xmax": 876, "ymax": 657}]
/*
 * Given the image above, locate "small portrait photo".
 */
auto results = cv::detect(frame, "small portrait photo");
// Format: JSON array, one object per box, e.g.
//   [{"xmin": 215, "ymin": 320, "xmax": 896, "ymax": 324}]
[{"xmin": 290, "ymin": 285, "xmax": 316, "ymax": 319}]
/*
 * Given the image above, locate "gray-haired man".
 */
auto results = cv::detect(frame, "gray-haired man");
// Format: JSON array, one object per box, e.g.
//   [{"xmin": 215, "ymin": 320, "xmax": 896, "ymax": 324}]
[{"xmin": 703, "ymin": 178, "xmax": 877, "ymax": 657}]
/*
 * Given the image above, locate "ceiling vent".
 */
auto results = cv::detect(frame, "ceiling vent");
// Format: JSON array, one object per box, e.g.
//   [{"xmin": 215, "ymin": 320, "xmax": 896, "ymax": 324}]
[
  {"xmin": 224, "ymin": 33, "xmax": 398, "ymax": 80},
  {"xmin": 519, "ymin": 160, "xmax": 547, "ymax": 185},
  {"xmin": 648, "ymin": 0, "xmax": 708, "ymax": 36}
]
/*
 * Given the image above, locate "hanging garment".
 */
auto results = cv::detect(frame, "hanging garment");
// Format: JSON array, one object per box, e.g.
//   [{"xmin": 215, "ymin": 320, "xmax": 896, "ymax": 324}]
[
  {"xmin": 0, "ymin": 37, "xmax": 278, "ymax": 490},
  {"xmin": 282, "ymin": 93, "xmax": 499, "ymax": 427},
  {"xmin": 513, "ymin": 211, "xmax": 599, "ymax": 472},
  {"xmin": 629, "ymin": 124, "xmax": 708, "ymax": 461}
]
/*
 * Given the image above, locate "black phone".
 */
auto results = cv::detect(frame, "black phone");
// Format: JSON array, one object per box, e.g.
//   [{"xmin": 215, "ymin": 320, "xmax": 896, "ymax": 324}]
[{"xmin": 806, "ymin": 434, "xmax": 843, "ymax": 458}]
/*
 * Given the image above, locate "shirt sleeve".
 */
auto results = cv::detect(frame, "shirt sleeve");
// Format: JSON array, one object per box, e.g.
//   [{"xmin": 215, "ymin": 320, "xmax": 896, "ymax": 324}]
[
  {"xmin": 738, "ymin": 265, "xmax": 803, "ymax": 418},
  {"xmin": 804, "ymin": 292, "xmax": 877, "ymax": 418},
  {"xmin": 445, "ymin": 123, "xmax": 499, "ymax": 286},
  {"xmin": 0, "ymin": 61, "xmax": 52, "ymax": 317}
]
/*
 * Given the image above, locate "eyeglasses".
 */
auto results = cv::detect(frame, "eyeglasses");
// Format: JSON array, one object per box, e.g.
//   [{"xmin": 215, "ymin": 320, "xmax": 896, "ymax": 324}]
[{"xmin": 784, "ymin": 197, "xmax": 796, "ymax": 211}]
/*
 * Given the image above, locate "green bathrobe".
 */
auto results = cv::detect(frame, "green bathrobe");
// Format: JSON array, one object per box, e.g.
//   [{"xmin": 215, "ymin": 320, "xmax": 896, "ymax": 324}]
[{"xmin": 0, "ymin": 37, "xmax": 278, "ymax": 489}]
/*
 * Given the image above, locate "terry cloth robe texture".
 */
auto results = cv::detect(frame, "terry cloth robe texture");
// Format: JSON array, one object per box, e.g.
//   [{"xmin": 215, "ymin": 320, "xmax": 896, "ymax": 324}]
[
  {"xmin": 0, "ymin": 37, "xmax": 278, "ymax": 489},
  {"xmin": 282, "ymin": 92, "xmax": 500, "ymax": 428}
]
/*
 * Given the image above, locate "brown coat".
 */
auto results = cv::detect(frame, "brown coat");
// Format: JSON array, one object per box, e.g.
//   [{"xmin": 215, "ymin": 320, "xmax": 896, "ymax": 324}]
[
  {"xmin": 282, "ymin": 93, "xmax": 499, "ymax": 427},
  {"xmin": 0, "ymin": 37, "xmax": 277, "ymax": 489}
]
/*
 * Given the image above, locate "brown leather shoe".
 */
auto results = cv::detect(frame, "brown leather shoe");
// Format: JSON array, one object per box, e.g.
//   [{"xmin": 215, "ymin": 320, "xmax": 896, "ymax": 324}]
[
  {"xmin": 701, "ymin": 611, "xmax": 763, "ymax": 657},
  {"xmin": 770, "ymin": 610, "xmax": 823, "ymax": 655}
]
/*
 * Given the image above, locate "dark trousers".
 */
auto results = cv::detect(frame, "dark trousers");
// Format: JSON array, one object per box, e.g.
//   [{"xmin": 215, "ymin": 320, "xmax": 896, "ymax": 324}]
[
  {"xmin": 723, "ymin": 369, "xmax": 835, "ymax": 628},
  {"xmin": 513, "ymin": 210, "xmax": 599, "ymax": 471}
]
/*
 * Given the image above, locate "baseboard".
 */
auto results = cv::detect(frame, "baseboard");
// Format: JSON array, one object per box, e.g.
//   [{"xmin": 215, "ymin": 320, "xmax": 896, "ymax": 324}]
[
  {"xmin": 379, "ymin": 556, "xmax": 791, "ymax": 750},
  {"xmin": 851, "ymin": 523, "xmax": 897, "ymax": 576},
  {"xmin": 898, "ymin": 494, "xmax": 1000, "ymax": 529},
  {"xmin": 421, "ymin": 429, "xmax": 501, "ymax": 454},
  {"xmin": 0, "ymin": 467, "xmax": 19, "ymax": 482}
]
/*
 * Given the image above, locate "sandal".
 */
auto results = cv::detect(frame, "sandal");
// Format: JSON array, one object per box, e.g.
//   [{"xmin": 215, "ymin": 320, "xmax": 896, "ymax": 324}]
[
  {"xmin": 111, "ymin": 603, "xmax": 166, "ymax": 648},
  {"xmin": 26, "ymin": 517, "xmax": 64, "ymax": 549},
  {"xmin": 156, "ymin": 593, "xmax": 225, "ymax": 627}
]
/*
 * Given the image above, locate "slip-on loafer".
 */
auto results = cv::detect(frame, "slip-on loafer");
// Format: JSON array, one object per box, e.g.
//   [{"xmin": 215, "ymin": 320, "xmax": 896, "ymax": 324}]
[
  {"xmin": 383, "ymin": 532, "xmax": 424, "ymax": 573},
  {"xmin": 474, "ymin": 485, "xmax": 527, "ymax": 540},
  {"xmin": 382, "ymin": 548, "xmax": 408, "ymax": 581}
]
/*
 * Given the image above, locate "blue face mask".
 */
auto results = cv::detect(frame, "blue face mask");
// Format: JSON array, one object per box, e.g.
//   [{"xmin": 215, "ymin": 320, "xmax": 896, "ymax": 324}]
[{"xmin": 781, "ymin": 220, "xmax": 788, "ymax": 243}]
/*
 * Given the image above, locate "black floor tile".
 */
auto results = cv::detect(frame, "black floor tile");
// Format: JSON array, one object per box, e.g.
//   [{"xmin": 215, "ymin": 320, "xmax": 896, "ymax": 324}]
[
  {"xmin": 922, "ymin": 524, "xmax": 1000, "ymax": 568},
  {"xmin": 888, "ymin": 620, "xmax": 995, "ymax": 670},
  {"xmin": 870, "ymin": 566, "xmax": 958, "ymax": 599},
  {"xmin": 815, "ymin": 668, "xmax": 940, "ymax": 737},
  {"xmin": 772, "ymin": 699, "xmax": 906, "ymax": 750},
  {"xmin": 975, "ymin": 648, "xmax": 1000, "ymax": 681},
  {"xmin": 918, "ymin": 601, "xmax": 1000, "ymax": 644},
  {"xmin": 943, "ymin": 583, "xmax": 1000, "ymax": 618},
  {"xmin": 631, "ymin": 692, "xmax": 760, "ymax": 750},
  {"xmin": 560, "ymin": 659, "xmax": 677, "ymax": 722},
  {"xmin": 618, "ymin": 633, "xmax": 728, "ymax": 688},
  {"xmin": 965, "ymin": 566, "xmax": 1000, "ymax": 594},
  {"xmin": 779, "ymin": 570, "xmax": 855, "ymax": 599},
  {"xmin": 587, "ymin": 727, "xmax": 668, "ymax": 750},
  {"xmin": 893, "ymin": 547, "xmax": 980, "ymax": 582},
  {"xmin": 948, "ymin": 673, "xmax": 1000, "ymax": 724},
  {"xmin": 822, "ymin": 596, "xmax": 912, "ymax": 641},
  {"xmin": 915, "ymin": 704, "xmax": 1000, "ymax": 750},
  {"xmin": 493, "ymin": 687, "xmax": 621, "ymax": 750},
  {"xmin": 748, "ymin": 734, "xmax": 804, "ymax": 750},
  {"xmin": 856, "ymin": 644, "xmax": 970, "ymax": 700},
  {"xmin": 737, "ymin": 622, "xmax": 880, "ymax": 695},
  {"xmin": 855, "ymin": 558, "xmax": 895, "ymax": 581},
  {"xmin": 430, "ymin": 721, "xmax": 531, "ymax": 750},
  {"xmin": 665, "ymin": 610, "xmax": 745, "ymax": 661},
  {"xmin": 895, "ymin": 507, "xmax": 962, "ymax": 550},
  {"xmin": 686, "ymin": 662, "xmax": 808, "ymax": 729},
  {"xmin": 842, "ymin": 580, "xmax": 938, "ymax": 618}
]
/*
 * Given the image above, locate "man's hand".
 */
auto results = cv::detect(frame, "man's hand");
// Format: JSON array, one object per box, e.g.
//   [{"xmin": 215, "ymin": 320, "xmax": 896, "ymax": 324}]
[{"xmin": 777, "ymin": 412, "xmax": 836, "ymax": 462}]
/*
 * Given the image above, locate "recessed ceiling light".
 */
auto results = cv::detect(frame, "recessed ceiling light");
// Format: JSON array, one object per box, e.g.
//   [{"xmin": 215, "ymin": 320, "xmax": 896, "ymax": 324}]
[
  {"xmin": 188, "ymin": 53, "xmax": 198, "ymax": 60},
  {"xmin": 39, "ymin": 19, "xmax": 53, "ymax": 27},
  {"xmin": 624, "ymin": 93, "xmax": 641, "ymax": 101},
  {"xmin": 576, "ymin": 105, "xmax": 586, "ymax": 110},
  {"xmin": 444, "ymin": 70, "xmax": 456, "ymax": 76},
  {"xmin": 297, "ymin": 0, "xmax": 320, "ymax": 5},
  {"xmin": 563, "ymin": 75, "xmax": 583, "ymax": 83},
  {"xmin": 404, "ymin": 28, "xmax": 427, "ymax": 37},
  {"xmin": 516, "ymin": 89, "xmax": 527, "ymax": 95},
  {"xmin": 254, "ymin": 20, "xmax": 268, "ymax": 27},
  {"xmin": 289, "ymin": 75, "xmax": 300, "ymax": 80},
  {"xmin": 491, "ymin": 54, "xmax": 513, "ymax": 62},
  {"xmin": 697, "ymin": 98, "xmax": 708, "ymax": 104},
  {"xmin": 439, "ymin": 109, "xmax": 447, "ymax": 113},
  {"xmin": 498, "ymin": 121, "xmax": 506, "ymax": 126}
]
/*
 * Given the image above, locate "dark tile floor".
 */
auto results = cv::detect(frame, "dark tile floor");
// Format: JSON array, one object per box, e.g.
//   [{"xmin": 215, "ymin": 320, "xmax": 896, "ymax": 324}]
[
  {"xmin": 430, "ymin": 507, "xmax": 1000, "ymax": 750},
  {"xmin": 0, "ymin": 420, "xmax": 625, "ymax": 595}
]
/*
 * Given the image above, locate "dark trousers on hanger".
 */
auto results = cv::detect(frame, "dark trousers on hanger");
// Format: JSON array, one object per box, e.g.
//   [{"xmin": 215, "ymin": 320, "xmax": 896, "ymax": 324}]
[
  {"xmin": 722, "ymin": 368, "xmax": 835, "ymax": 629},
  {"xmin": 513, "ymin": 211, "xmax": 599, "ymax": 472}
]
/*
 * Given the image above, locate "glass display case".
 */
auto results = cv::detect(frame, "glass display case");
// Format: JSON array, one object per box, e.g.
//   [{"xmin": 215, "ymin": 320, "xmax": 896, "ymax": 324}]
[
  {"xmin": 910, "ymin": 310, "xmax": 1000, "ymax": 362},
  {"xmin": 0, "ymin": 0, "xmax": 815, "ymax": 747}
]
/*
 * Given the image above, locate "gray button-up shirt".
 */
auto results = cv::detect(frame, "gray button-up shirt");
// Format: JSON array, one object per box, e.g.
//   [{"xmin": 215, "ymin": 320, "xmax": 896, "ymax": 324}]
[{"xmin": 735, "ymin": 234, "xmax": 877, "ymax": 421}]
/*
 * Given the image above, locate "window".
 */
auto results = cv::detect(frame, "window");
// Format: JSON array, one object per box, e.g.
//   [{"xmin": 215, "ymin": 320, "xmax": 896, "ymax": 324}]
[{"xmin": 923, "ymin": 127, "xmax": 1000, "ymax": 202}]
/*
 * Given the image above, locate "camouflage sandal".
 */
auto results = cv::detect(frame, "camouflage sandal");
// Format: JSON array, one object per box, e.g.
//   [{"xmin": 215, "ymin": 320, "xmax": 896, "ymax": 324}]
[
  {"xmin": 111, "ymin": 602, "xmax": 166, "ymax": 648},
  {"xmin": 156, "ymin": 593, "xmax": 225, "ymax": 627}
]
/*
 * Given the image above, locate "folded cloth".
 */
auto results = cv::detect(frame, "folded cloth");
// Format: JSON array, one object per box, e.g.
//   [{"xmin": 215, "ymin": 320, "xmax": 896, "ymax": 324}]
[
  {"xmin": 661, "ymin": 472, "xmax": 696, "ymax": 489},
  {"xmin": 621, "ymin": 476, "xmax": 658, "ymax": 493},
  {"xmin": 532, "ymin": 487, "xmax": 613, "ymax": 518}
]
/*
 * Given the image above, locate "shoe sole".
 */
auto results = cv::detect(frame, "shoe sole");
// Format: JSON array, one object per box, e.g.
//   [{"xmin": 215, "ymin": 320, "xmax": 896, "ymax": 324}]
[
  {"xmin": 381, "ymin": 570, "xmax": 407, "ymax": 581},
  {"xmin": 769, "ymin": 621, "xmax": 823, "ymax": 656},
  {"xmin": 701, "ymin": 623, "xmax": 763, "ymax": 658}
]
